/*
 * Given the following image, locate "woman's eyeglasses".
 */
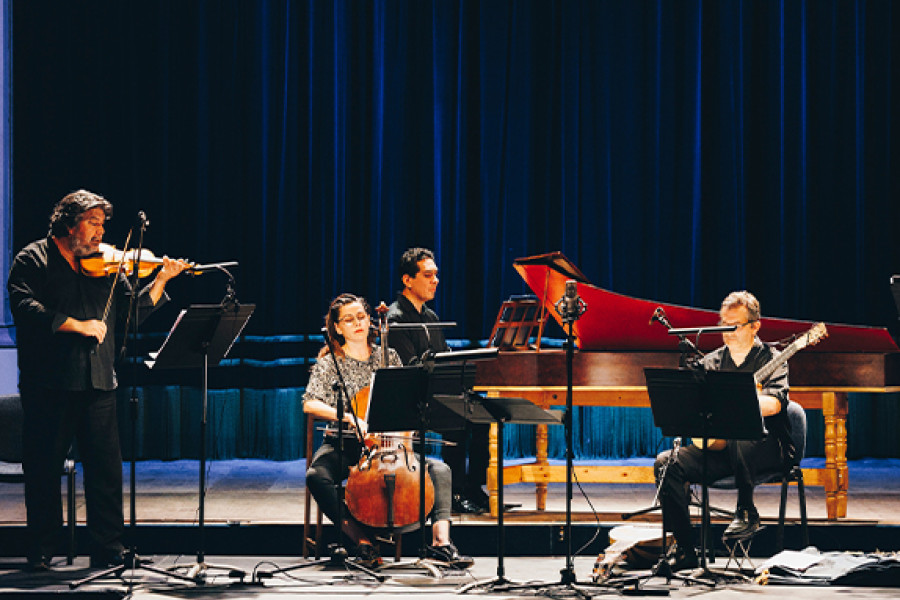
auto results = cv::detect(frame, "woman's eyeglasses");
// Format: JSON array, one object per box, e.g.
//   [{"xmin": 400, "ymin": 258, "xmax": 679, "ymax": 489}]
[{"xmin": 338, "ymin": 312, "xmax": 370, "ymax": 326}]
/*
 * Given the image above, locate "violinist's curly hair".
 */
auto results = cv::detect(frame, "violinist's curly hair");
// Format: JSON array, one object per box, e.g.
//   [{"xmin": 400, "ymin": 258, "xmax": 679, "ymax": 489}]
[
  {"xmin": 49, "ymin": 190, "xmax": 113, "ymax": 238},
  {"xmin": 317, "ymin": 293, "xmax": 376, "ymax": 359}
]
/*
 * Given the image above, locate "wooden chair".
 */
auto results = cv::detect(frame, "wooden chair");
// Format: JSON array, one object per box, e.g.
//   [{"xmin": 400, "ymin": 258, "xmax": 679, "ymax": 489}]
[
  {"xmin": 303, "ymin": 413, "xmax": 404, "ymax": 562},
  {"xmin": 302, "ymin": 414, "xmax": 325, "ymax": 559},
  {"xmin": 0, "ymin": 394, "xmax": 77, "ymax": 565}
]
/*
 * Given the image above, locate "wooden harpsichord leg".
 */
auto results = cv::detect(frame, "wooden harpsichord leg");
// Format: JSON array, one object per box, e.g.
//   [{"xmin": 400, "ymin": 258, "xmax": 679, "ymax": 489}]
[
  {"xmin": 535, "ymin": 423, "xmax": 548, "ymax": 511},
  {"xmin": 822, "ymin": 391, "xmax": 850, "ymax": 519},
  {"xmin": 488, "ymin": 421, "xmax": 499, "ymax": 516}
]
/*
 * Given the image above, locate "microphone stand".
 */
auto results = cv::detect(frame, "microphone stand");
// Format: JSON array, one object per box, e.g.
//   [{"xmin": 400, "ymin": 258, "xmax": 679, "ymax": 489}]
[
  {"xmin": 618, "ymin": 308, "xmax": 720, "ymax": 590},
  {"xmin": 650, "ymin": 307, "xmax": 705, "ymax": 369},
  {"xmin": 72, "ymin": 215, "xmax": 197, "ymax": 589},
  {"xmin": 613, "ymin": 439, "xmax": 710, "ymax": 594},
  {"xmin": 494, "ymin": 283, "xmax": 613, "ymax": 597},
  {"xmin": 557, "ymin": 286, "xmax": 585, "ymax": 585},
  {"xmin": 622, "ymin": 308, "xmax": 707, "ymax": 521},
  {"xmin": 256, "ymin": 330, "xmax": 385, "ymax": 583}
]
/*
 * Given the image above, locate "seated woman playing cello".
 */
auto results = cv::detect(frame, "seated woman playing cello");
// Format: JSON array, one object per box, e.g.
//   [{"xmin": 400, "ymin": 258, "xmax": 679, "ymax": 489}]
[{"xmin": 303, "ymin": 293, "xmax": 474, "ymax": 570}]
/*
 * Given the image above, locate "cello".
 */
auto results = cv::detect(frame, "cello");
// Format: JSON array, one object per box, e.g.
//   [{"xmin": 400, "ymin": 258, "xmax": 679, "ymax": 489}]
[{"xmin": 344, "ymin": 303, "xmax": 435, "ymax": 533}]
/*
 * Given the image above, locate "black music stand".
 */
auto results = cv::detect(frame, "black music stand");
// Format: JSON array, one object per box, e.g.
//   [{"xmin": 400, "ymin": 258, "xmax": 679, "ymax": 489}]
[
  {"xmin": 366, "ymin": 364, "xmax": 467, "ymax": 560},
  {"xmin": 644, "ymin": 367, "xmax": 765, "ymax": 578},
  {"xmin": 891, "ymin": 275, "xmax": 900, "ymax": 317},
  {"xmin": 147, "ymin": 303, "xmax": 254, "ymax": 582},
  {"xmin": 452, "ymin": 396, "xmax": 562, "ymax": 593}
]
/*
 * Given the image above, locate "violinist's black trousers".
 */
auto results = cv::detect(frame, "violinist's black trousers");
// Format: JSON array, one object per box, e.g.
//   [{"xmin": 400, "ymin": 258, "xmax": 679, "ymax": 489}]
[
  {"xmin": 20, "ymin": 386, "xmax": 124, "ymax": 562},
  {"xmin": 306, "ymin": 436, "xmax": 453, "ymax": 528}
]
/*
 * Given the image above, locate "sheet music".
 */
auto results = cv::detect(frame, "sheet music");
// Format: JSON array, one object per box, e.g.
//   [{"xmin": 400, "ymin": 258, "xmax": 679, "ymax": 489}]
[{"xmin": 145, "ymin": 308, "xmax": 188, "ymax": 370}]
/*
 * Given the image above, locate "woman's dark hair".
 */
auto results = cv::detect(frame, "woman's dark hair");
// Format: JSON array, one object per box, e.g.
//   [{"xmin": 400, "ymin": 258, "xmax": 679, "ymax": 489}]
[
  {"xmin": 48, "ymin": 190, "xmax": 113, "ymax": 237},
  {"xmin": 318, "ymin": 293, "xmax": 375, "ymax": 358}
]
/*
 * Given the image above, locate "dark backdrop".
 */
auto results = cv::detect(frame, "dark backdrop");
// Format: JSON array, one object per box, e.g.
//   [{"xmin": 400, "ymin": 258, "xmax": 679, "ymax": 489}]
[{"xmin": 9, "ymin": 1, "xmax": 900, "ymax": 460}]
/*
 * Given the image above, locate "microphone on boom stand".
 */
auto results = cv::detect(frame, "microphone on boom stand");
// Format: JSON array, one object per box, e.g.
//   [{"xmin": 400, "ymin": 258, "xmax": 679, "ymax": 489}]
[
  {"xmin": 649, "ymin": 306, "xmax": 704, "ymax": 368},
  {"xmin": 490, "ymin": 280, "xmax": 611, "ymax": 594},
  {"xmin": 555, "ymin": 280, "xmax": 585, "ymax": 584}
]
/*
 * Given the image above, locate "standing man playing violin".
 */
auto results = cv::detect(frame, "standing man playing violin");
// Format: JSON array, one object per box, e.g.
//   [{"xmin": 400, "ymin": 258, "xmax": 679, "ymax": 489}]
[
  {"xmin": 386, "ymin": 248, "xmax": 491, "ymax": 514},
  {"xmin": 303, "ymin": 294, "xmax": 473, "ymax": 570},
  {"xmin": 7, "ymin": 190, "xmax": 189, "ymax": 571},
  {"xmin": 653, "ymin": 291, "xmax": 793, "ymax": 571}
]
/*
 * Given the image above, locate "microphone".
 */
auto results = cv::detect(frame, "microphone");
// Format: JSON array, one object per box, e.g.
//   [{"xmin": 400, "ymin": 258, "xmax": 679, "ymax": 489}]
[
  {"xmin": 649, "ymin": 306, "xmax": 673, "ymax": 329},
  {"xmin": 672, "ymin": 436, "xmax": 682, "ymax": 459},
  {"xmin": 554, "ymin": 279, "xmax": 587, "ymax": 323},
  {"xmin": 137, "ymin": 211, "xmax": 150, "ymax": 228},
  {"xmin": 564, "ymin": 280, "xmax": 579, "ymax": 317}
]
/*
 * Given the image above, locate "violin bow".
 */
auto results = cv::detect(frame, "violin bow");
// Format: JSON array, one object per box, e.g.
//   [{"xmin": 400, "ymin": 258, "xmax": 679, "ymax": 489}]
[{"xmin": 100, "ymin": 228, "xmax": 133, "ymax": 324}]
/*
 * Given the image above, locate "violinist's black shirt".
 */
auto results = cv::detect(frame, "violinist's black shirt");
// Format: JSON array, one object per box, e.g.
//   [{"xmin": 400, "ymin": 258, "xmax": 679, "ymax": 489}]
[{"xmin": 7, "ymin": 236, "xmax": 164, "ymax": 391}]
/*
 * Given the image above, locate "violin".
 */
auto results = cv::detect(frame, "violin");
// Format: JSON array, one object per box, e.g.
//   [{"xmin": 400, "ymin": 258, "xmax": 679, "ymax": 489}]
[
  {"xmin": 79, "ymin": 243, "xmax": 177, "ymax": 278},
  {"xmin": 79, "ymin": 243, "xmax": 237, "ymax": 279}
]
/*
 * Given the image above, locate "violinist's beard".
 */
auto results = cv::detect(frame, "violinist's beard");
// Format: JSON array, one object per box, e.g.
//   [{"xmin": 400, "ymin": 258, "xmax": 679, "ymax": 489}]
[{"xmin": 70, "ymin": 236, "xmax": 100, "ymax": 257}]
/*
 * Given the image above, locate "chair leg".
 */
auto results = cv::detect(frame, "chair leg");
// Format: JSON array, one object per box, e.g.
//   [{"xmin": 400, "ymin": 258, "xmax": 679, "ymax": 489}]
[
  {"xmin": 797, "ymin": 470, "xmax": 809, "ymax": 548},
  {"xmin": 777, "ymin": 476, "xmax": 789, "ymax": 553},
  {"xmin": 303, "ymin": 486, "xmax": 326, "ymax": 559},
  {"xmin": 66, "ymin": 460, "xmax": 76, "ymax": 565},
  {"xmin": 777, "ymin": 467, "xmax": 810, "ymax": 553},
  {"xmin": 315, "ymin": 502, "xmax": 324, "ymax": 559},
  {"xmin": 303, "ymin": 488, "xmax": 312, "ymax": 558}
]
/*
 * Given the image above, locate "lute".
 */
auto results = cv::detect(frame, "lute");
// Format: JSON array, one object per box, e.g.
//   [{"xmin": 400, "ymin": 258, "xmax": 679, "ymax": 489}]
[{"xmin": 695, "ymin": 322, "xmax": 828, "ymax": 451}]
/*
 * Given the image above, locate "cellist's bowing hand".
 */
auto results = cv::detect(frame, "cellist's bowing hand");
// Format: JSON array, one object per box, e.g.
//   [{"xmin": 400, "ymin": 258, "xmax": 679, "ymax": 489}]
[{"xmin": 345, "ymin": 415, "xmax": 368, "ymax": 439}]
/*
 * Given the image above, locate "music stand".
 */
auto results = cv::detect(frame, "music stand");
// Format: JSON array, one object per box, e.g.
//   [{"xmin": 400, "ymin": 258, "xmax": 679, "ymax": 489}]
[
  {"xmin": 366, "ymin": 364, "xmax": 468, "ymax": 559},
  {"xmin": 147, "ymin": 303, "xmax": 254, "ymax": 582},
  {"xmin": 451, "ymin": 396, "xmax": 562, "ymax": 593},
  {"xmin": 367, "ymin": 366, "xmax": 429, "ymax": 431},
  {"xmin": 644, "ymin": 367, "xmax": 765, "ymax": 576},
  {"xmin": 891, "ymin": 275, "xmax": 900, "ymax": 316}
]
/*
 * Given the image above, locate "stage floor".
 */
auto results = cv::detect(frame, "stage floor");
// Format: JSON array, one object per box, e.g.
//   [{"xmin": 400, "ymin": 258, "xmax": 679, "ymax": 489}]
[
  {"xmin": 1, "ymin": 554, "xmax": 899, "ymax": 599},
  {"xmin": 2, "ymin": 457, "xmax": 898, "ymax": 527},
  {"xmin": 2, "ymin": 458, "xmax": 900, "ymax": 596}
]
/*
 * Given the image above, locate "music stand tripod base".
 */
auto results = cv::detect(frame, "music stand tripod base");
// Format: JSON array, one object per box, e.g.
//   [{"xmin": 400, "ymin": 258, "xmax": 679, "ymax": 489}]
[{"xmin": 149, "ymin": 304, "xmax": 255, "ymax": 583}]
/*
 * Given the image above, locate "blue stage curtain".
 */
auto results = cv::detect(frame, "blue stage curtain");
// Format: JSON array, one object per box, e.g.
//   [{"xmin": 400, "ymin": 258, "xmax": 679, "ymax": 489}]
[
  {"xmin": 118, "ymin": 386, "xmax": 307, "ymax": 461},
  {"xmin": 113, "ymin": 381, "xmax": 899, "ymax": 461},
  {"xmin": 10, "ymin": 1, "xmax": 900, "ymax": 460}
]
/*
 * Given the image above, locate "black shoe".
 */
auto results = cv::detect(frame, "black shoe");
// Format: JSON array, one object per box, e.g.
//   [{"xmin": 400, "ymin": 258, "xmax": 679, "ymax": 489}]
[
  {"xmin": 724, "ymin": 506, "xmax": 760, "ymax": 539},
  {"xmin": 466, "ymin": 487, "xmax": 490, "ymax": 510},
  {"xmin": 463, "ymin": 488, "xmax": 518, "ymax": 513},
  {"xmin": 426, "ymin": 542, "xmax": 475, "ymax": 569},
  {"xmin": 669, "ymin": 545, "xmax": 699, "ymax": 572},
  {"xmin": 353, "ymin": 542, "xmax": 383, "ymax": 569},
  {"xmin": 26, "ymin": 555, "xmax": 53, "ymax": 572},
  {"xmin": 451, "ymin": 493, "xmax": 484, "ymax": 514},
  {"xmin": 89, "ymin": 548, "xmax": 126, "ymax": 569}
]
